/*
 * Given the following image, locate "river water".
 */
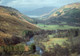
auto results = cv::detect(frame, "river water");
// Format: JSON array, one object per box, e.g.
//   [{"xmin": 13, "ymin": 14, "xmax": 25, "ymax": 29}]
[{"xmin": 26, "ymin": 37, "xmax": 43, "ymax": 55}]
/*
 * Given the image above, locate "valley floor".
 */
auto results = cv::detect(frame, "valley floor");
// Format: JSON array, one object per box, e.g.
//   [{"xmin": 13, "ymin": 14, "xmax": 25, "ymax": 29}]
[{"xmin": 37, "ymin": 23, "xmax": 80, "ymax": 30}]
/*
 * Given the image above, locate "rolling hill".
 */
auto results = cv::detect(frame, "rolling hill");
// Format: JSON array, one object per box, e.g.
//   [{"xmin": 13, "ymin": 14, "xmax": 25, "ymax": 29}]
[
  {"xmin": 47, "ymin": 3, "xmax": 80, "ymax": 26},
  {"xmin": 0, "ymin": 6, "xmax": 39, "ymax": 45}
]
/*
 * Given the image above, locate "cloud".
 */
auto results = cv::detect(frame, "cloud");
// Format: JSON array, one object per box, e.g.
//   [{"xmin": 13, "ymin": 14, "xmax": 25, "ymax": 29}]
[
  {"xmin": 2, "ymin": 0, "xmax": 80, "ymax": 7},
  {"xmin": 6, "ymin": 0, "xmax": 54, "ymax": 7},
  {"xmin": 0, "ymin": 0, "xmax": 80, "ymax": 11}
]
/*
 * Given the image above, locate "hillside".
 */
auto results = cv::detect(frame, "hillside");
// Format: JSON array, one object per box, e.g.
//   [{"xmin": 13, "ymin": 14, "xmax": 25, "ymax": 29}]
[
  {"xmin": 0, "ymin": 6, "xmax": 39, "ymax": 45},
  {"xmin": 47, "ymin": 3, "xmax": 80, "ymax": 26},
  {"xmin": 40, "ymin": 8, "xmax": 57, "ymax": 18}
]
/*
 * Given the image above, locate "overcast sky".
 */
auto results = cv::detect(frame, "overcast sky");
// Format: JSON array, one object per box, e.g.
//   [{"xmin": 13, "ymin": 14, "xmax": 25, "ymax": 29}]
[{"xmin": 0, "ymin": 0, "xmax": 80, "ymax": 12}]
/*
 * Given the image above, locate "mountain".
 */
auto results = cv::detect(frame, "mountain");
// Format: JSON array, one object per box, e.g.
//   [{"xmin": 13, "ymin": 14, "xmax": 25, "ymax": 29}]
[
  {"xmin": 25, "ymin": 7, "xmax": 56, "ymax": 16},
  {"xmin": 47, "ymin": 3, "xmax": 80, "ymax": 26},
  {"xmin": 0, "ymin": 6, "xmax": 39, "ymax": 45}
]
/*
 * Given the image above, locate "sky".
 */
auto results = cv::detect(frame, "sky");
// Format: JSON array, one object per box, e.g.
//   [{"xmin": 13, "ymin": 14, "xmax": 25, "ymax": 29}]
[{"xmin": 0, "ymin": 0, "xmax": 80, "ymax": 12}]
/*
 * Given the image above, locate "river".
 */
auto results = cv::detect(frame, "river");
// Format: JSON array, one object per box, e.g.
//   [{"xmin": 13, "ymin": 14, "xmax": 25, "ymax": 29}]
[{"xmin": 26, "ymin": 37, "xmax": 44, "ymax": 55}]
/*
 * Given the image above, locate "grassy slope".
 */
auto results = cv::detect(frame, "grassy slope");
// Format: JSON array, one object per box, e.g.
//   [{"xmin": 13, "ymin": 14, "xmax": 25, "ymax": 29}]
[
  {"xmin": 50, "ymin": 3, "xmax": 80, "ymax": 17},
  {"xmin": 0, "ymin": 6, "xmax": 40, "ymax": 53},
  {"xmin": 0, "ymin": 6, "xmax": 39, "ymax": 38},
  {"xmin": 47, "ymin": 3, "xmax": 80, "ymax": 25}
]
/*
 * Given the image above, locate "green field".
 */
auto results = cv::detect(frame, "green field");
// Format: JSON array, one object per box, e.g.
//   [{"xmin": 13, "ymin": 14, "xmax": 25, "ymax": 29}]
[
  {"xmin": 41, "ymin": 38, "xmax": 68, "ymax": 51},
  {"xmin": 37, "ymin": 24, "xmax": 80, "ymax": 30},
  {"xmin": 41, "ymin": 34, "xmax": 68, "ymax": 51},
  {"xmin": 37, "ymin": 23, "xmax": 80, "ymax": 51}
]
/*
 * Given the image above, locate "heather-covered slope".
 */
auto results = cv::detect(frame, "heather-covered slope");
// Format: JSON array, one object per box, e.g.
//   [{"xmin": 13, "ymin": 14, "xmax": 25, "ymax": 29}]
[{"xmin": 0, "ymin": 6, "xmax": 39, "ymax": 45}]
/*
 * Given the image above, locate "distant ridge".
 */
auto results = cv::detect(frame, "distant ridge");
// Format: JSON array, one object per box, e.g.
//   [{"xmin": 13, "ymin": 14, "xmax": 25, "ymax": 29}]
[{"xmin": 25, "ymin": 7, "xmax": 56, "ymax": 16}]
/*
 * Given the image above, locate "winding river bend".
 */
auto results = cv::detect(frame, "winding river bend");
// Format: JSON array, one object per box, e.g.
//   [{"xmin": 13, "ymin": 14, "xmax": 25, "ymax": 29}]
[{"xmin": 26, "ymin": 37, "xmax": 44, "ymax": 55}]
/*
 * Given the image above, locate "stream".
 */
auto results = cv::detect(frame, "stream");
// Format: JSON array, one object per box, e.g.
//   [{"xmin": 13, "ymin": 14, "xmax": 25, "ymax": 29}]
[{"xmin": 26, "ymin": 37, "xmax": 44, "ymax": 55}]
